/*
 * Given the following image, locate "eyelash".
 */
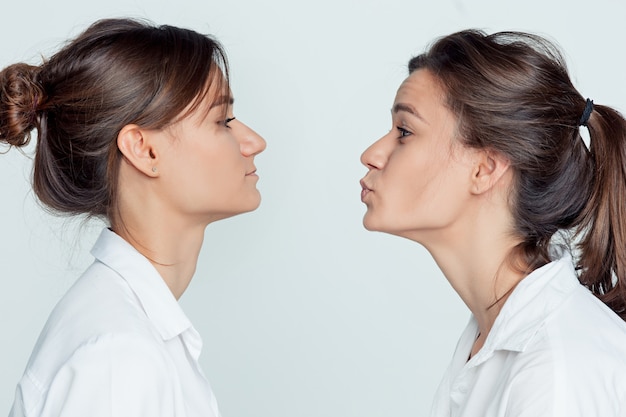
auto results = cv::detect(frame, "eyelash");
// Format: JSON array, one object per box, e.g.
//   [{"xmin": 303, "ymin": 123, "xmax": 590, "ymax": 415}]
[
  {"xmin": 396, "ymin": 126, "xmax": 411, "ymax": 139},
  {"xmin": 223, "ymin": 116, "xmax": 236, "ymax": 128}
]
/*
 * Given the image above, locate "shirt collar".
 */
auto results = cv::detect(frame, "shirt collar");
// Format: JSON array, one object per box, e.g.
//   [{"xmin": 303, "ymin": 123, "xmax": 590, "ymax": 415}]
[
  {"xmin": 90, "ymin": 228, "xmax": 193, "ymax": 341},
  {"xmin": 470, "ymin": 250, "xmax": 580, "ymax": 365}
]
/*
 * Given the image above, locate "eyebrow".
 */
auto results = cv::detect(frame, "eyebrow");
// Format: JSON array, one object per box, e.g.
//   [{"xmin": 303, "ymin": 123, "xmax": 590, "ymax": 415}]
[
  {"xmin": 392, "ymin": 103, "xmax": 428, "ymax": 124},
  {"xmin": 210, "ymin": 95, "xmax": 235, "ymax": 109}
]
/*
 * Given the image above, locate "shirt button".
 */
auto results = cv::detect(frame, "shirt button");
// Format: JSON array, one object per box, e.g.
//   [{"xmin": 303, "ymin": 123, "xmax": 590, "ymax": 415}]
[{"xmin": 458, "ymin": 385, "xmax": 468, "ymax": 394}]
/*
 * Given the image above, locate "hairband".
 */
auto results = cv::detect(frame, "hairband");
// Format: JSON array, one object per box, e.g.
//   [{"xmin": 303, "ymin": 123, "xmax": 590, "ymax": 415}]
[{"xmin": 579, "ymin": 98, "xmax": 594, "ymax": 127}]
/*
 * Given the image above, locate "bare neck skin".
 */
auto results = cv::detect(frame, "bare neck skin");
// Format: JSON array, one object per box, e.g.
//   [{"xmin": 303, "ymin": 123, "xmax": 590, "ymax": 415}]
[
  {"xmin": 430, "ymin": 226, "xmax": 524, "ymax": 358},
  {"xmin": 114, "ymin": 214, "xmax": 204, "ymax": 300},
  {"xmin": 408, "ymin": 187, "xmax": 525, "ymax": 357},
  {"xmin": 114, "ymin": 163, "xmax": 207, "ymax": 300}
]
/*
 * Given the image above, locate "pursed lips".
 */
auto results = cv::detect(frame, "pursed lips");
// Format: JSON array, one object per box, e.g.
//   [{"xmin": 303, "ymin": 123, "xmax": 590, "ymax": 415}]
[{"xmin": 360, "ymin": 179, "xmax": 372, "ymax": 200}]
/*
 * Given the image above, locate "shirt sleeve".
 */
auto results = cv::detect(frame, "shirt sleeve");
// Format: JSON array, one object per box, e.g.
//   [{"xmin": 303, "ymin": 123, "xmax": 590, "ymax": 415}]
[{"xmin": 38, "ymin": 333, "xmax": 181, "ymax": 417}]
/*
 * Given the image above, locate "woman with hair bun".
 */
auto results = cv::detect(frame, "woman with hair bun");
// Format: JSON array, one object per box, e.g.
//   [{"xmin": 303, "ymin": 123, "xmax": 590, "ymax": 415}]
[
  {"xmin": 2, "ymin": 18, "xmax": 265, "ymax": 417},
  {"xmin": 360, "ymin": 30, "xmax": 626, "ymax": 416}
]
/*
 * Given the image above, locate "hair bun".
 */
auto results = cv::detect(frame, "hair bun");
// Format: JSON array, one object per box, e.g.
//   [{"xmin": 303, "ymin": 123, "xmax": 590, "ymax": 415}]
[{"xmin": 0, "ymin": 63, "xmax": 44, "ymax": 148}]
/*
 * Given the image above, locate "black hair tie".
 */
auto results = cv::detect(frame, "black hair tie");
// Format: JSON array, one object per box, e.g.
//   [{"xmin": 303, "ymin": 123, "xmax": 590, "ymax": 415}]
[{"xmin": 579, "ymin": 98, "xmax": 594, "ymax": 127}]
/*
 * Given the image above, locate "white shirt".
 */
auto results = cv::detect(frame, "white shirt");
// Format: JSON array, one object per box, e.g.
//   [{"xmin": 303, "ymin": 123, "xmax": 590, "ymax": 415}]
[
  {"xmin": 431, "ymin": 253, "xmax": 626, "ymax": 417},
  {"xmin": 9, "ymin": 228, "xmax": 221, "ymax": 417}
]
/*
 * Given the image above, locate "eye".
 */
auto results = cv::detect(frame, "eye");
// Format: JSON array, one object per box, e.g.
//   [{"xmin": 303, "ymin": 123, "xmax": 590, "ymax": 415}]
[
  {"xmin": 396, "ymin": 126, "xmax": 411, "ymax": 139},
  {"xmin": 223, "ymin": 116, "xmax": 236, "ymax": 128}
]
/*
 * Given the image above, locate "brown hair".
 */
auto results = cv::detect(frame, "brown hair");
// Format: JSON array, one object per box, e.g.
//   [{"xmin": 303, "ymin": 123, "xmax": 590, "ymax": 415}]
[
  {"xmin": 0, "ymin": 18, "xmax": 229, "ymax": 226},
  {"xmin": 409, "ymin": 30, "xmax": 626, "ymax": 320}
]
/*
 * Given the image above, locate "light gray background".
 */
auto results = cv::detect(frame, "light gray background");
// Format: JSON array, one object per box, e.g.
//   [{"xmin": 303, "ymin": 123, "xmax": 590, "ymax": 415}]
[{"xmin": 1, "ymin": 1, "xmax": 625, "ymax": 416}]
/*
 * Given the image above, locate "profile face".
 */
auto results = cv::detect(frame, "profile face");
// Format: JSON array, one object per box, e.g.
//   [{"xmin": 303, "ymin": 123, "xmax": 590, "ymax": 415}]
[
  {"xmin": 360, "ymin": 69, "xmax": 477, "ymax": 244},
  {"xmin": 155, "ymin": 84, "xmax": 267, "ymax": 225}
]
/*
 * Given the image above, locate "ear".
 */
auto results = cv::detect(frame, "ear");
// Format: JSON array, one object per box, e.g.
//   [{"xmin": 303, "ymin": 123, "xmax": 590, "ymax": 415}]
[
  {"xmin": 470, "ymin": 150, "xmax": 511, "ymax": 195},
  {"xmin": 117, "ymin": 124, "xmax": 159, "ymax": 177}
]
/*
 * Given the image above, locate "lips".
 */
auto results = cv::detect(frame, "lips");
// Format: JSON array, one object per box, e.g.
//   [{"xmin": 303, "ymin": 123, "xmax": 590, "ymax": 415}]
[
  {"xmin": 245, "ymin": 168, "xmax": 257, "ymax": 176},
  {"xmin": 360, "ymin": 179, "xmax": 372, "ymax": 201}
]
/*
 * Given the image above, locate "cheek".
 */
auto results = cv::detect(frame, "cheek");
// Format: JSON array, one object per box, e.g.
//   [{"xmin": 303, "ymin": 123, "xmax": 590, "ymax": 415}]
[
  {"xmin": 374, "ymin": 151, "xmax": 461, "ymax": 225},
  {"xmin": 198, "ymin": 141, "xmax": 245, "ymax": 188},
  {"xmin": 387, "ymin": 151, "xmax": 440, "ymax": 203},
  {"xmin": 169, "ymin": 140, "xmax": 244, "ymax": 200}
]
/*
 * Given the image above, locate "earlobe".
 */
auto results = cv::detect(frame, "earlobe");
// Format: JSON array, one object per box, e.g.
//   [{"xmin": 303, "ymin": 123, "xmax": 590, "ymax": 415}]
[
  {"xmin": 117, "ymin": 124, "xmax": 159, "ymax": 177},
  {"xmin": 471, "ymin": 151, "xmax": 511, "ymax": 195}
]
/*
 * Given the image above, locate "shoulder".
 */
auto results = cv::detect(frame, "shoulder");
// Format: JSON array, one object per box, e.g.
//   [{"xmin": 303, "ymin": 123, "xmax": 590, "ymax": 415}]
[
  {"xmin": 504, "ymin": 288, "xmax": 626, "ymax": 415},
  {"xmin": 57, "ymin": 332, "xmax": 177, "ymax": 384},
  {"xmin": 503, "ymin": 347, "xmax": 626, "ymax": 416},
  {"xmin": 16, "ymin": 333, "xmax": 180, "ymax": 417},
  {"xmin": 41, "ymin": 259, "xmax": 156, "ymax": 343},
  {"xmin": 544, "ymin": 284, "xmax": 626, "ymax": 362},
  {"xmin": 23, "ymin": 260, "xmax": 163, "ymax": 392}
]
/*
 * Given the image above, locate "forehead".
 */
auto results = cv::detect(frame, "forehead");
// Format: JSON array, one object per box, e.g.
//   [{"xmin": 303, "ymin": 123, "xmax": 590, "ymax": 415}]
[
  {"xmin": 199, "ymin": 70, "xmax": 231, "ymax": 109},
  {"xmin": 394, "ymin": 69, "xmax": 446, "ymax": 109},
  {"xmin": 183, "ymin": 74, "xmax": 232, "ymax": 122}
]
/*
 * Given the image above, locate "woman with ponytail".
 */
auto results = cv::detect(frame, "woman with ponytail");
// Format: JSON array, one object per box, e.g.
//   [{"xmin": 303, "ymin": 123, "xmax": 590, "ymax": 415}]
[
  {"xmin": 360, "ymin": 30, "xmax": 626, "ymax": 416},
  {"xmin": 2, "ymin": 18, "xmax": 265, "ymax": 417}
]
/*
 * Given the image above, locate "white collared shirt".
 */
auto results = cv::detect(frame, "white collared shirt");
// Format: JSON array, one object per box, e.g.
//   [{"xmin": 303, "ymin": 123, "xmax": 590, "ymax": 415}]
[
  {"xmin": 9, "ymin": 228, "xmax": 221, "ymax": 417},
  {"xmin": 431, "ymin": 253, "xmax": 626, "ymax": 417}
]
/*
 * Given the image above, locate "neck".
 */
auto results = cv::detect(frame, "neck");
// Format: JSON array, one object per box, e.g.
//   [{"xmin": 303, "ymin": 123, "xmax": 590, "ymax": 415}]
[
  {"xmin": 113, "ymin": 157, "xmax": 229, "ymax": 300},
  {"xmin": 406, "ymin": 201, "xmax": 525, "ymax": 348},
  {"xmin": 114, "ymin": 219, "xmax": 205, "ymax": 300},
  {"xmin": 113, "ymin": 173, "xmax": 208, "ymax": 299}
]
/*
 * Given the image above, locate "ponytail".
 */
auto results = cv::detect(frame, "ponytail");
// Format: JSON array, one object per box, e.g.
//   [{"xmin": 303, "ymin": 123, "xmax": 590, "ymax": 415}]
[
  {"xmin": 576, "ymin": 105, "xmax": 626, "ymax": 320},
  {"xmin": 408, "ymin": 29, "xmax": 626, "ymax": 320}
]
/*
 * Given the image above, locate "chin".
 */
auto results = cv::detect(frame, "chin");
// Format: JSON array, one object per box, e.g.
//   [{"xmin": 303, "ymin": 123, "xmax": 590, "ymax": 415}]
[
  {"xmin": 362, "ymin": 218, "xmax": 376, "ymax": 231},
  {"xmin": 362, "ymin": 213, "xmax": 385, "ymax": 232},
  {"xmin": 203, "ymin": 198, "xmax": 262, "ymax": 224},
  {"xmin": 362, "ymin": 213, "xmax": 409, "ymax": 238},
  {"xmin": 235, "ymin": 195, "xmax": 262, "ymax": 215},
  {"xmin": 247, "ymin": 193, "xmax": 262, "ymax": 211}
]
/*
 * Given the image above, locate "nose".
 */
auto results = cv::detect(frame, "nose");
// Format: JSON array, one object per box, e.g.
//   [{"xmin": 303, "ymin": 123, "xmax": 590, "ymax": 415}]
[
  {"xmin": 235, "ymin": 120, "xmax": 266, "ymax": 157},
  {"xmin": 361, "ymin": 133, "xmax": 391, "ymax": 170}
]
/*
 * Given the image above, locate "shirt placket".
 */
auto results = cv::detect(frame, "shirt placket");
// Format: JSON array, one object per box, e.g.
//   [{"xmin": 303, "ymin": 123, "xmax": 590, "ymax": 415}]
[{"xmin": 449, "ymin": 365, "xmax": 477, "ymax": 417}]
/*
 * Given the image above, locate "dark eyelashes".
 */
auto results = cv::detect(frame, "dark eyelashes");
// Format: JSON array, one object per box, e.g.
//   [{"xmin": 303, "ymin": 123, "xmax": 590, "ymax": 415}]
[
  {"xmin": 224, "ymin": 116, "xmax": 236, "ymax": 127},
  {"xmin": 396, "ymin": 126, "xmax": 411, "ymax": 138}
]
